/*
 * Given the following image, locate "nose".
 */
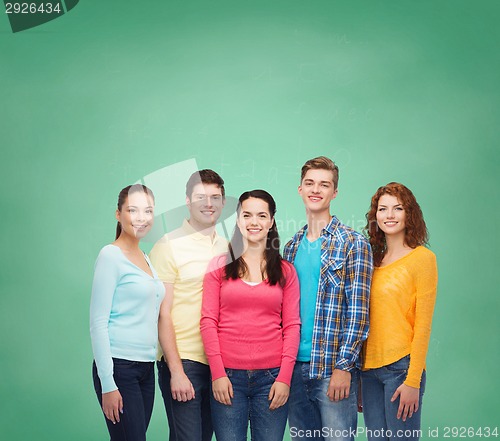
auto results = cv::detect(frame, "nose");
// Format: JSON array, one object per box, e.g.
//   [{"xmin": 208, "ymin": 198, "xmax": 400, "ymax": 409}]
[
  {"xmin": 387, "ymin": 209, "xmax": 395, "ymax": 219},
  {"xmin": 312, "ymin": 184, "xmax": 320, "ymax": 193},
  {"xmin": 204, "ymin": 196, "xmax": 213, "ymax": 207}
]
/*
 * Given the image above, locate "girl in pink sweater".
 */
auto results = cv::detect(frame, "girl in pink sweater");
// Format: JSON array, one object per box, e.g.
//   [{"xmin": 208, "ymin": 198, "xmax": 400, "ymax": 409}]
[{"xmin": 201, "ymin": 190, "xmax": 301, "ymax": 441}]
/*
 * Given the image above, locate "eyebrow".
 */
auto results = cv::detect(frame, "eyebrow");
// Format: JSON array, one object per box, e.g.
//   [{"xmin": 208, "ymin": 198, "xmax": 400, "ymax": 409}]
[
  {"xmin": 242, "ymin": 211, "xmax": 269, "ymax": 215},
  {"xmin": 193, "ymin": 193, "xmax": 222, "ymax": 197},
  {"xmin": 378, "ymin": 204, "xmax": 403, "ymax": 207},
  {"xmin": 303, "ymin": 179, "xmax": 332, "ymax": 184},
  {"xmin": 127, "ymin": 205, "xmax": 153, "ymax": 208}
]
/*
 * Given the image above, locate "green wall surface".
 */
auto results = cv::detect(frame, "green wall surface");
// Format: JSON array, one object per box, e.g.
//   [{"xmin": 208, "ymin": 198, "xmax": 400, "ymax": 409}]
[{"xmin": 1, "ymin": 1, "xmax": 499, "ymax": 440}]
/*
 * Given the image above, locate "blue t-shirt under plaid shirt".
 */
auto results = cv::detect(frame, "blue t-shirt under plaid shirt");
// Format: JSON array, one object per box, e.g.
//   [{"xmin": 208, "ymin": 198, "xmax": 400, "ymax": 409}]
[{"xmin": 283, "ymin": 216, "xmax": 373, "ymax": 379}]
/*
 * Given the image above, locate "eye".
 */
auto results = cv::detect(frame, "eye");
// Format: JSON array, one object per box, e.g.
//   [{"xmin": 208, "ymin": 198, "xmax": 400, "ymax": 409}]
[
  {"xmin": 129, "ymin": 208, "xmax": 136, "ymax": 213},
  {"xmin": 395, "ymin": 207, "xmax": 404, "ymax": 211},
  {"xmin": 378, "ymin": 207, "xmax": 385, "ymax": 211},
  {"xmin": 321, "ymin": 183, "xmax": 329, "ymax": 188},
  {"xmin": 146, "ymin": 209, "xmax": 153, "ymax": 214}
]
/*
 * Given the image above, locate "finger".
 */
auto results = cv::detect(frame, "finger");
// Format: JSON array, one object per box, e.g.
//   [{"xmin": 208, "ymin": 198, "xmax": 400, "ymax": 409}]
[
  {"xmin": 334, "ymin": 388, "xmax": 341, "ymax": 402},
  {"xmin": 391, "ymin": 389, "xmax": 400, "ymax": 402},
  {"xmin": 113, "ymin": 406, "xmax": 120, "ymax": 424},
  {"xmin": 228, "ymin": 382, "xmax": 234, "ymax": 399},
  {"xmin": 119, "ymin": 397, "xmax": 123, "ymax": 415},
  {"xmin": 402, "ymin": 404, "xmax": 409, "ymax": 422},
  {"xmin": 268, "ymin": 386, "xmax": 275, "ymax": 401},
  {"xmin": 397, "ymin": 402, "xmax": 404, "ymax": 420},
  {"xmin": 339, "ymin": 388, "xmax": 345, "ymax": 401}
]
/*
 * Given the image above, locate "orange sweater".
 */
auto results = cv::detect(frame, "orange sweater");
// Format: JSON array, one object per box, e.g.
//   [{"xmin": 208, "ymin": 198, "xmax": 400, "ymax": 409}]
[{"xmin": 363, "ymin": 246, "xmax": 438, "ymax": 388}]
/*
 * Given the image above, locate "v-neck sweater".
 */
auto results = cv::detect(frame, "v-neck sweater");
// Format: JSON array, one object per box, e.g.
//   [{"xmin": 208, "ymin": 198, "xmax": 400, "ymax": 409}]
[
  {"xmin": 201, "ymin": 256, "xmax": 301, "ymax": 386},
  {"xmin": 90, "ymin": 245, "xmax": 165, "ymax": 393},
  {"xmin": 362, "ymin": 246, "xmax": 438, "ymax": 388}
]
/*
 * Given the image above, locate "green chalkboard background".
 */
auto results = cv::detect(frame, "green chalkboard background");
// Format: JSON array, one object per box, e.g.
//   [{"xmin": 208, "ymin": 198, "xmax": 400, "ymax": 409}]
[{"xmin": 1, "ymin": 1, "xmax": 499, "ymax": 440}]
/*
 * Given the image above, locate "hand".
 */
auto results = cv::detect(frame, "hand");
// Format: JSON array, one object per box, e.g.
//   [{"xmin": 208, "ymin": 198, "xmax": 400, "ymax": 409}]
[
  {"xmin": 170, "ymin": 372, "xmax": 195, "ymax": 402},
  {"xmin": 102, "ymin": 390, "xmax": 123, "ymax": 424},
  {"xmin": 212, "ymin": 377, "xmax": 233, "ymax": 406},
  {"xmin": 391, "ymin": 383, "xmax": 420, "ymax": 421},
  {"xmin": 326, "ymin": 369, "xmax": 351, "ymax": 402},
  {"xmin": 268, "ymin": 381, "xmax": 290, "ymax": 410}
]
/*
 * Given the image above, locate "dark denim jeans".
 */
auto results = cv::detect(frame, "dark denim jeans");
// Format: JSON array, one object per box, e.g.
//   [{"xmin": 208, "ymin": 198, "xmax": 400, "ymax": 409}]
[
  {"xmin": 157, "ymin": 358, "xmax": 213, "ymax": 441},
  {"xmin": 288, "ymin": 362, "xmax": 359, "ymax": 441},
  {"xmin": 361, "ymin": 355, "xmax": 426, "ymax": 441},
  {"xmin": 92, "ymin": 358, "xmax": 155, "ymax": 441},
  {"xmin": 210, "ymin": 367, "xmax": 289, "ymax": 441}
]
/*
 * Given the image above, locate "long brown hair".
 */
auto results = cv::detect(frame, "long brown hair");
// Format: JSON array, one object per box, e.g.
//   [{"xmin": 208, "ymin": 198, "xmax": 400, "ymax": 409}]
[
  {"xmin": 225, "ymin": 190, "xmax": 284, "ymax": 286},
  {"xmin": 365, "ymin": 182, "xmax": 428, "ymax": 267}
]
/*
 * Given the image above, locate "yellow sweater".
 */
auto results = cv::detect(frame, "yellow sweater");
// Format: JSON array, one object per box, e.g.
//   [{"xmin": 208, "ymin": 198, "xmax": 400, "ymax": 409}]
[{"xmin": 363, "ymin": 246, "xmax": 438, "ymax": 388}]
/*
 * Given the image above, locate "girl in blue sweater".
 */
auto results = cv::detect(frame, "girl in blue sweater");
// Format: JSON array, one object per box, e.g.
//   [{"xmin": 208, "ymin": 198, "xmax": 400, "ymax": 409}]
[{"xmin": 90, "ymin": 184, "xmax": 165, "ymax": 441}]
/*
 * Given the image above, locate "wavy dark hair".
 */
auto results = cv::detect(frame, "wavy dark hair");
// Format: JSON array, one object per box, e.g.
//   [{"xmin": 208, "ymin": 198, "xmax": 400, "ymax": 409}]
[
  {"xmin": 224, "ymin": 190, "xmax": 284, "ymax": 286},
  {"xmin": 365, "ymin": 182, "xmax": 428, "ymax": 267},
  {"xmin": 115, "ymin": 184, "xmax": 155, "ymax": 239}
]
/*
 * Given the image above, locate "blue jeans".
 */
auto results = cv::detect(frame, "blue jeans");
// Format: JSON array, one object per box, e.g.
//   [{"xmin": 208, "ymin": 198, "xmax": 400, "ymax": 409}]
[
  {"xmin": 211, "ymin": 368, "xmax": 289, "ymax": 441},
  {"xmin": 157, "ymin": 358, "xmax": 213, "ymax": 441},
  {"xmin": 92, "ymin": 358, "xmax": 155, "ymax": 441},
  {"xmin": 361, "ymin": 355, "xmax": 426, "ymax": 441},
  {"xmin": 288, "ymin": 362, "xmax": 359, "ymax": 441}
]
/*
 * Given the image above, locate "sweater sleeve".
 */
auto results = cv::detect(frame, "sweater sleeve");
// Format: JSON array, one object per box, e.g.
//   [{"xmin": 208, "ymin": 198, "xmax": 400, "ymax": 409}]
[
  {"xmin": 200, "ymin": 256, "xmax": 226, "ymax": 381},
  {"xmin": 276, "ymin": 262, "xmax": 301, "ymax": 386},
  {"xmin": 405, "ymin": 249, "xmax": 438, "ymax": 388},
  {"xmin": 89, "ymin": 246, "xmax": 120, "ymax": 393}
]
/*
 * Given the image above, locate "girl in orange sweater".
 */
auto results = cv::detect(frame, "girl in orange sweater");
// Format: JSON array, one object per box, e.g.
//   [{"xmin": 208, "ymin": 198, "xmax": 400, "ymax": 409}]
[{"xmin": 362, "ymin": 182, "xmax": 438, "ymax": 441}]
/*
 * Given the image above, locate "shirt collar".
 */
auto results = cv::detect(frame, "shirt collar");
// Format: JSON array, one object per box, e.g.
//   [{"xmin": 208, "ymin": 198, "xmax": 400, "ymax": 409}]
[{"xmin": 182, "ymin": 219, "xmax": 220, "ymax": 242}]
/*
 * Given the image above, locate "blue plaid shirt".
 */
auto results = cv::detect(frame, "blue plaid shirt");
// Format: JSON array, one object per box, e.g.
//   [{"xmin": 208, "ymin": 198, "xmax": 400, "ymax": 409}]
[{"xmin": 284, "ymin": 216, "xmax": 373, "ymax": 379}]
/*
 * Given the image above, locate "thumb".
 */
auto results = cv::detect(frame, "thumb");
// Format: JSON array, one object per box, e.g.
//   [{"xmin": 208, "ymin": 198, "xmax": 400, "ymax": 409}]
[
  {"xmin": 268, "ymin": 383, "xmax": 275, "ymax": 401},
  {"xmin": 391, "ymin": 387, "xmax": 401, "ymax": 402}
]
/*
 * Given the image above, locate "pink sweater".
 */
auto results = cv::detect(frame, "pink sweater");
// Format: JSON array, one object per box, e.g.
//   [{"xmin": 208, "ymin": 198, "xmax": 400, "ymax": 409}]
[{"xmin": 201, "ymin": 256, "xmax": 301, "ymax": 386}]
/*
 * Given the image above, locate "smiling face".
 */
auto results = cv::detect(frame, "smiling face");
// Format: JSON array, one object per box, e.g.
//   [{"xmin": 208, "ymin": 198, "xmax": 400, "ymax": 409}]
[
  {"xmin": 115, "ymin": 191, "xmax": 154, "ymax": 239},
  {"xmin": 237, "ymin": 197, "xmax": 274, "ymax": 245},
  {"xmin": 376, "ymin": 194, "xmax": 406, "ymax": 238},
  {"xmin": 186, "ymin": 183, "xmax": 224, "ymax": 231},
  {"xmin": 298, "ymin": 168, "xmax": 338, "ymax": 215}
]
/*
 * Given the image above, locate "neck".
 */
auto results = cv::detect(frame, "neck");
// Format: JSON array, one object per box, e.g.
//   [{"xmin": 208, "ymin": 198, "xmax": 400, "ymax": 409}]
[
  {"xmin": 306, "ymin": 210, "xmax": 332, "ymax": 240},
  {"xmin": 115, "ymin": 233, "xmax": 141, "ymax": 251},
  {"xmin": 242, "ymin": 239, "xmax": 266, "ymax": 260},
  {"xmin": 188, "ymin": 218, "xmax": 216, "ymax": 237},
  {"xmin": 384, "ymin": 233, "xmax": 408, "ymax": 254}
]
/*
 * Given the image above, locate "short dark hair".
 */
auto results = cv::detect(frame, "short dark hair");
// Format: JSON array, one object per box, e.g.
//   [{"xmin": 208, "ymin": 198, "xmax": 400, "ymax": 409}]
[
  {"xmin": 301, "ymin": 156, "xmax": 339, "ymax": 190},
  {"xmin": 186, "ymin": 169, "xmax": 225, "ymax": 199}
]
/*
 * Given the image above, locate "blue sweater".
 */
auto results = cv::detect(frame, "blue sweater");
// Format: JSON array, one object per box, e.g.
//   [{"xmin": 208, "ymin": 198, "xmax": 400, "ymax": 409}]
[{"xmin": 90, "ymin": 245, "xmax": 165, "ymax": 393}]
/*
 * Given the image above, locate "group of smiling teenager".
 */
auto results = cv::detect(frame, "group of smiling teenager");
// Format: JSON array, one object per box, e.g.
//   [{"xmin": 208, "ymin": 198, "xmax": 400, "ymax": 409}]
[{"xmin": 90, "ymin": 156, "xmax": 438, "ymax": 441}]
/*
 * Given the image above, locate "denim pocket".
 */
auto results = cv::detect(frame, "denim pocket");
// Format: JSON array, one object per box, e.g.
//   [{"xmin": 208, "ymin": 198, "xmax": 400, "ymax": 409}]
[
  {"xmin": 386, "ymin": 355, "xmax": 410, "ymax": 372},
  {"xmin": 225, "ymin": 368, "xmax": 233, "ymax": 378},
  {"xmin": 265, "ymin": 367, "xmax": 280, "ymax": 380}
]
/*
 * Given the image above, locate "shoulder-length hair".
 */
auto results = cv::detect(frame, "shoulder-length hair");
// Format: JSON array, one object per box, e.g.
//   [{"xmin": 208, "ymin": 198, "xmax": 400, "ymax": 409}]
[
  {"xmin": 225, "ymin": 190, "xmax": 284, "ymax": 286},
  {"xmin": 365, "ymin": 182, "xmax": 428, "ymax": 267}
]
